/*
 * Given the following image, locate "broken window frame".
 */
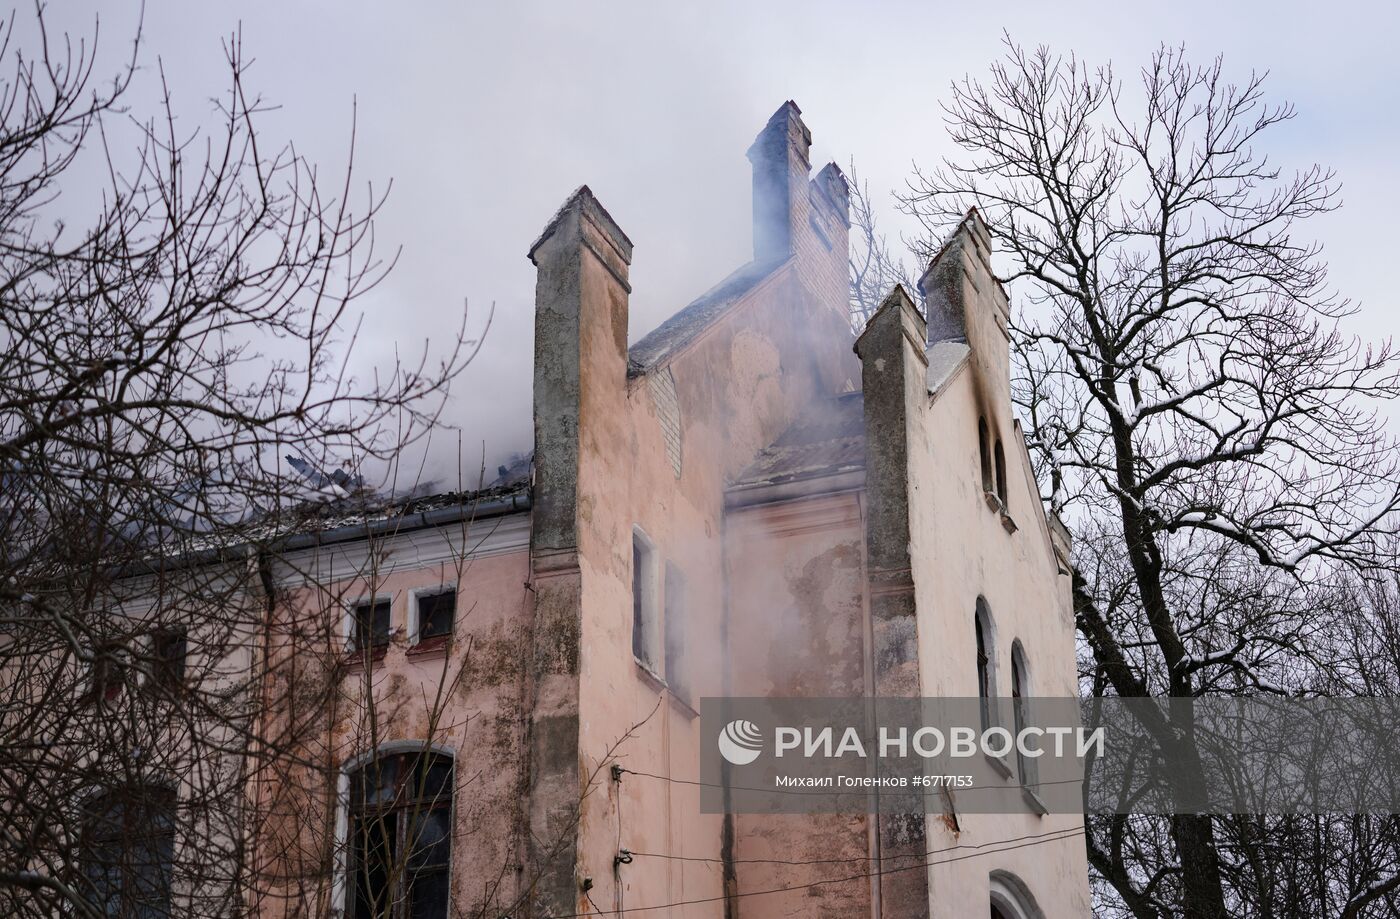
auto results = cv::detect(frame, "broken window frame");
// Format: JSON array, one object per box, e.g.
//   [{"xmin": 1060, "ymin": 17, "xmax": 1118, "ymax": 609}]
[
  {"xmin": 346, "ymin": 750, "xmax": 453, "ymax": 919},
  {"xmin": 80, "ymin": 782, "xmax": 177, "ymax": 918}
]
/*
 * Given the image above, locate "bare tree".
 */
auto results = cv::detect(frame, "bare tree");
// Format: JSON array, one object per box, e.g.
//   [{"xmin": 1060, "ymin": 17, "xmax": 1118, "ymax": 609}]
[
  {"xmin": 899, "ymin": 38, "xmax": 1400, "ymax": 918},
  {"xmin": 847, "ymin": 162, "xmax": 918, "ymax": 330},
  {"xmin": 0, "ymin": 5, "xmax": 479, "ymax": 916}
]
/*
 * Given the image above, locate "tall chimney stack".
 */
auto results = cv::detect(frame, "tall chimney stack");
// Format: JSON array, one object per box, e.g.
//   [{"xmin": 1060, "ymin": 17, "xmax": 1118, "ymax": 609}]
[{"xmin": 746, "ymin": 101, "xmax": 812, "ymax": 263}]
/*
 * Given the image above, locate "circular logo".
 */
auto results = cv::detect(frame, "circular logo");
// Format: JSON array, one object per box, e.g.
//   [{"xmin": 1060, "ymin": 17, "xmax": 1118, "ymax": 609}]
[{"xmin": 717, "ymin": 719, "xmax": 764, "ymax": 765}]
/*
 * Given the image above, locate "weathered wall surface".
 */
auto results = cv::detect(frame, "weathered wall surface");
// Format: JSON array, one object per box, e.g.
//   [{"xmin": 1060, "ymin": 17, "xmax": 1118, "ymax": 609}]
[
  {"xmin": 246, "ymin": 108, "xmax": 1087, "ymax": 919},
  {"xmin": 524, "ymin": 101, "xmax": 856, "ymax": 918},
  {"xmin": 724, "ymin": 493, "xmax": 874, "ymax": 917},
  {"xmin": 910, "ymin": 214, "xmax": 1090, "ymax": 918},
  {"xmin": 255, "ymin": 518, "xmax": 534, "ymax": 918}
]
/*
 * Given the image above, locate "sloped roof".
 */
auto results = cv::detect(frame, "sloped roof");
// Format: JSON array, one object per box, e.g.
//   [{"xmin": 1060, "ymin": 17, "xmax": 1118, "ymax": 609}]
[
  {"xmin": 729, "ymin": 391, "xmax": 865, "ymax": 489},
  {"xmin": 627, "ymin": 255, "xmax": 787, "ymax": 377}
]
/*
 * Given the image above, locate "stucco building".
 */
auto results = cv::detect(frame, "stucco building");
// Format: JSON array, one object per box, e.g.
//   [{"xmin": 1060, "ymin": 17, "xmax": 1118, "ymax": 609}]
[{"xmin": 256, "ymin": 101, "xmax": 1089, "ymax": 919}]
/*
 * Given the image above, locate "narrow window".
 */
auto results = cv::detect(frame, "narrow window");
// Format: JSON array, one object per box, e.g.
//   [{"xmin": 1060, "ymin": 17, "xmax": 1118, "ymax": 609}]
[
  {"xmin": 82, "ymin": 784, "xmax": 176, "ymax": 918},
  {"xmin": 415, "ymin": 589, "xmax": 456, "ymax": 644},
  {"xmin": 351, "ymin": 598, "xmax": 392, "ymax": 653},
  {"xmin": 994, "ymin": 439, "xmax": 1008, "ymax": 505},
  {"xmin": 978, "ymin": 417, "xmax": 992, "ymax": 494},
  {"xmin": 1011, "ymin": 642, "xmax": 1036, "ymax": 787},
  {"xmin": 88, "ymin": 641, "xmax": 127, "ymax": 704},
  {"xmin": 975, "ymin": 599, "xmax": 995, "ymax": 731},
  {"xmin": 632, "ymin": 529, "xmax": 659, "ymax": 673},
  {"xmin": 664, "ymin": 562, "xmax": 689, "ymax": 705},
  {"xmin": 348, "ymin": 751, "xmax": 452, "ymax": 919},
  {"xmin": 149, "ymin": 629, "xmax": 188, "ymax": 692}
]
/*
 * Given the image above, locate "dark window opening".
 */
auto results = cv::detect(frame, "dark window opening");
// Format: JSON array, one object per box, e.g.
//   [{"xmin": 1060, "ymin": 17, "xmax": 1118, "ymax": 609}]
[
  {"xmin": 352, "ymin": 599, "xmax": 392, "ymax": 652},
  {"xmin": 978, "ymin": 417, "xmax": 992, "ymax": 494},
  {"xmin": 149, "ymin": 630, "xmax": 187, "ymax": 692},
  {"xmin": 348, "ymin": 751, "xmax": 452, "ymax": 919},
  {"xmin": 82, "ymin": 784, "xmax": 176, "ymax": 919},
  {"xmin": 1012, "ymin": 645, "xmax": 1036, "ymax": 787},
  {"xmin": 975, "ymin": 600, "xmax": 994, "ymax": 732},
  {"xmin": 88, "ymin": 641, "xmax": 127, "ymax": 704},
  {"xmin": 994, "ymin": 439, "xmax": 1008, "ymax": 504},
  {"xmin": 664, "ymin": 562, "xmax": 689, "ymax": 705},
  {"xmin": 416, "ymin": 590, "xmax": 455, "ymax": 642}
]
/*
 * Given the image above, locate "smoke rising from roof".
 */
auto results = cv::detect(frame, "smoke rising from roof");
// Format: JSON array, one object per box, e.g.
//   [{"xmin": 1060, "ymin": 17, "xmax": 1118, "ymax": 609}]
[{"xmin": 37, "ymin": 1, "xmax": 1400, "ymax": 488}]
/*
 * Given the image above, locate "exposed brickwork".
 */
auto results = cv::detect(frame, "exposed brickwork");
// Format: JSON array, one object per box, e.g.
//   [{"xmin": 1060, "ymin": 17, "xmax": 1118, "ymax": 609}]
[{"xmin": 647, "ymin": 366, "xmax": 683, "ymax": 478}]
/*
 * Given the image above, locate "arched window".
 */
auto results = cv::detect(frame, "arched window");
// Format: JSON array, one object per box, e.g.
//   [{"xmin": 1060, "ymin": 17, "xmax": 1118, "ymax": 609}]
[
  {"xmin": 81, "ymin": 784, "xmax": 176, "ymax": 918},
  {"xmin": 1011, "ymin": 642, "xmax": 1036, "ymax": 788},
  {"xmin": 975, "ymin": 598, "xmax": 996, "ymax": 731},
  {"xmin": 347, "ymin": 750, "xmax": 453, "ymax": 919},
  {"xmin": 990, "ymin": 870, "xmax": 1044, "ymax": 918},
  {"xmin": 994, "ymin": 439, "xmax": 1008, "ymax": 505},
  {"xmin": 978, "ymin": 417, "xmax": 993, "ymax": 494}
]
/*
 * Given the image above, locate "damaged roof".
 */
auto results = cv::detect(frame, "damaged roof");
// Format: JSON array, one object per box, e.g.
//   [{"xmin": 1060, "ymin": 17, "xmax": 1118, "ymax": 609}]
[
  {"xmin": 725, "ymin": 334, "xmax": 969, "ymax": 501},
  {"xmin": 729, "ymin": 391, "xmax": 865, "ymax": 491},
  {"xmin": 627, "ymin": 255, "xmax": 787, "ymax": 377}
]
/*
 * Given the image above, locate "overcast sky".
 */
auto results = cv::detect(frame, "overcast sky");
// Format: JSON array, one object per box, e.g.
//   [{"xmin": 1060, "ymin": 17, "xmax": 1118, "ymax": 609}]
[{"xmin": 41, "ymin": 1, "xmax": 1400, "ymax": 487}]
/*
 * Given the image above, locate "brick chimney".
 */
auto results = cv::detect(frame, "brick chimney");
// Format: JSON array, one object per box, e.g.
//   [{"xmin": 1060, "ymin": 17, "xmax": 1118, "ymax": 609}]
[{"xmin": 746, "ymin": 100, "xmax": 812, "ymax": 263}]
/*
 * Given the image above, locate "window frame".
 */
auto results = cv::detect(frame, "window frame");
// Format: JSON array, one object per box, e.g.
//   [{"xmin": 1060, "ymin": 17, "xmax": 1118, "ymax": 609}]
[
  {"xmin": 86, "ymin": 640, "xmax": 128, "ymax": 705},
  {"xmin": 631, "ymin": 527, "xmax": 662, "ymax": 678},
  {"xmin": 975, "ymin": 597, "xmax": 1014, "ymax": 779},
  {"xmin": 344, "ymin": 593, "xmax": 395, "ymax": 657},
  {"xmin": 1011, "ymin": 640, "xmax": 1038, "ymax": 790},
  {"xmin": 989, "ymin": 869, "xmax": 1045, "ymax": 919},
  {"xmin": 409, "ymin": 584, "xmax": 457, "ymax": 648},
  {"xmin": 994, "ymin": 438, "xmax": 1008, "ymax": 505},
  {"xmin": 974, "ymin": 598, "xmax": 997, "ymax": 732},
  {"xmin": 335, "ymin": 743, "xmax": 455, "ymax": 919},
  {"xmin": 978, "ymin": 416, "xmax": 993, "ymax": 495},
  {"xmin": 145, "ymin": 628, "xmax": 188, "ymax": 694},
  {"xmin": 79, "ymin": 782, "xmax": 178, "ymax": 918}
]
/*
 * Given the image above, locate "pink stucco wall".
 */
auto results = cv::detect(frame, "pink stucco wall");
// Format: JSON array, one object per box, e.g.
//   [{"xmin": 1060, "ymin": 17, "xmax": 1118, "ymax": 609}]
[{"xmin": 255, "ymin": 529, "xmax": 535, "ymax": 918}]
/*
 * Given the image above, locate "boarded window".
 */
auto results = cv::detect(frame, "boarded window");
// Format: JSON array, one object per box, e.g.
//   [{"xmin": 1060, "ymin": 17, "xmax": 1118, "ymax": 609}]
[
  {"xmin": 665, "ymin": 562, "xmax": 689, "ymax": 705},
  {"xmin": 416, "ymin": 590, "xmax": 455, "ymax": 642},
  {"xmin": 82, "ymin": 784, "xmax": 176, "ymax": 918},
  {"xmin": 348, "ymin": 751, "xmax": 452, "ymax": 919},
  {"xmin": 352, "ymin": 599, "xmax": 392, "ymax": 652}
]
